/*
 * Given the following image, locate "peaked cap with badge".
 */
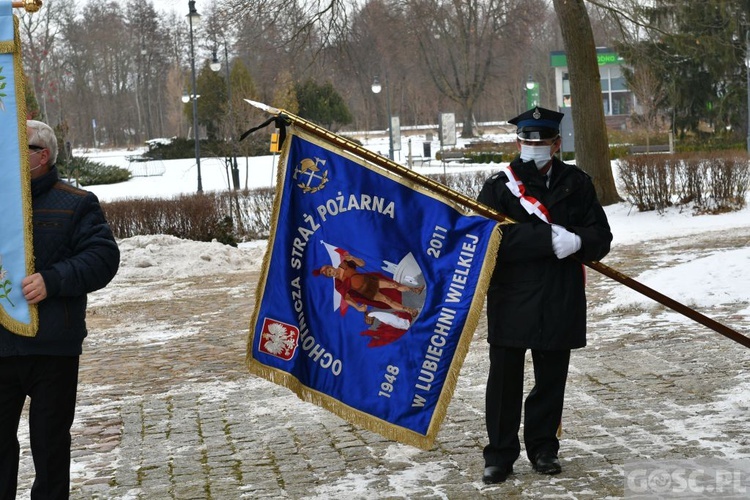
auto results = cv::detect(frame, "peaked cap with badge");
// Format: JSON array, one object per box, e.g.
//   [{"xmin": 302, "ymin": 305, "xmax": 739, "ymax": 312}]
[{"xmin": 509, "ymin": 106, "xmax": 564, "ymax": 142}]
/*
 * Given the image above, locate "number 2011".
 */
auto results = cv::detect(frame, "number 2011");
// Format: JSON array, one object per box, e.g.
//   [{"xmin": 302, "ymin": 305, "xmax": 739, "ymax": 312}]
[{"xmin": 427, "ymin": 225, "xmax": 448, "ymax": 258}]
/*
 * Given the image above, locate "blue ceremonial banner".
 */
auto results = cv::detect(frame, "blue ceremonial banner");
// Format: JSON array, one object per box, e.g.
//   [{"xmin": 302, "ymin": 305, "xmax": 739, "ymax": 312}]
[
  {"xmin": 0, "ymin": 0, "xmax": 37, "ymax": 337},
  {"xmin": 247, "ymin": 125, "xmax": 500, "ymax": 448}
]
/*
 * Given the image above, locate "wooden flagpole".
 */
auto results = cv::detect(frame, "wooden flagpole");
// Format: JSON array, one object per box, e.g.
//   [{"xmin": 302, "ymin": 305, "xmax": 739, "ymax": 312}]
[{"xmin": 246, "ymin": 100, "xmax": 750, "ymax": 350}]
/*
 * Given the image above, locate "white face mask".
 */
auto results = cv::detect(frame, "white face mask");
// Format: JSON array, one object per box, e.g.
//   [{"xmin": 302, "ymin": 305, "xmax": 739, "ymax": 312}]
[{"xmin": 520, "ymin": 144, "xmax": 552, "ymax": 169}]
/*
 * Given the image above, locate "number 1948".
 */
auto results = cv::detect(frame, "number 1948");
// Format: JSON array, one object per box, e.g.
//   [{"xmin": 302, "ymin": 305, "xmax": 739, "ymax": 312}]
[{"xmin": 378, "ymin": 365, "xmax": 400, "ymax": 398}]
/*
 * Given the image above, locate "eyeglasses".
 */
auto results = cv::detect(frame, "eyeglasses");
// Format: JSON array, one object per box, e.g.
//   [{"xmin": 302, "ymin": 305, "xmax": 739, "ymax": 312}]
[{"xmin": 28, "ymin": 145, "xmax": 45, "ymax": 151}]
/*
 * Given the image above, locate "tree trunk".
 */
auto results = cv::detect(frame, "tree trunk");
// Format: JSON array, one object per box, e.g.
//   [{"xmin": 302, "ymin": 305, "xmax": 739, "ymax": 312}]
[
  {"xmin": 552, "ymin": 0, "xmax": 621, "ymax": 205},
  {"xmin": 462, "ymin": 104, "xmax": 474, "ymax": 138}
]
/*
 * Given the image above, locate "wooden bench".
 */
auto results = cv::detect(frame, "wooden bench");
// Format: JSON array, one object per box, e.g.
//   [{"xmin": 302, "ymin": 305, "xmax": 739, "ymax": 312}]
[
  {"xmin": 408, "ymin": 156, "xmax": 430, "ymax": 167},
  {"xmin": 126, "ymin": 154, "xmax": 166, "ymax": 177},
  {"xmin": 126, "ymin": 154, "xmax": 152, "ymax": 163},
  {"xmin": 627, "ymin": 144, "xmax": 671, "ymax": 155},
  {"xmin": 439, "ymin": 151, "xmax": 467, "ymax": 163}
]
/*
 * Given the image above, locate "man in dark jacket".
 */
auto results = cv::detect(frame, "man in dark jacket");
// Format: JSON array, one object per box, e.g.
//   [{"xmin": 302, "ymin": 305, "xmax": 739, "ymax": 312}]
[
  {"xmin": 477, "ymin": 107, "xmax": 612, "ymax": 484},
  {"xmin": 0, "ymin": 120, "xmax": 120, "ymax": 498}
]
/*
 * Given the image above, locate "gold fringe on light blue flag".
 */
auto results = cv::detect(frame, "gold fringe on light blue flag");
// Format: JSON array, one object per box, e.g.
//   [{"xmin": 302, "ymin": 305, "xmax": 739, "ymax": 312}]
[{"xmin": 0, "ymin": 2, "xmax": 37, "ymax": 337}]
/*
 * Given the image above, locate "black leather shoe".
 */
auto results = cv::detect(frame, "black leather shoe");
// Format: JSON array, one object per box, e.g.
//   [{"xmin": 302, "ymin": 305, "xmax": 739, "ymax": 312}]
[
  {"xmin": 482, "ymin": 465, "xmax": 513, "ymax": 484},
  {"xmin": 532, "ymin": 451, "xmax": 562, "ymax": 475}
]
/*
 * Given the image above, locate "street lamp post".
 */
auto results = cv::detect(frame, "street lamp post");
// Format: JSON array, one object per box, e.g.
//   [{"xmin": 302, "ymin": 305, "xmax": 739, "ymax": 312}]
[
  {"xmin": 211, "ymin": 44, "xmax": 240, "ymax": 190},
  {"xmin": 141, "ymin": 47, "xmax": 154, "ymax": 140},
  {"xmin": 525, "ymin": 74, "xmax": 539, "ymax": 109},
  {"xmin": 187, "ymin": 0, "xmax": 202, "ymax": 193},
  {"xmin": 371, "ymin": 75, "xmax": 394, "ymax": 160}
]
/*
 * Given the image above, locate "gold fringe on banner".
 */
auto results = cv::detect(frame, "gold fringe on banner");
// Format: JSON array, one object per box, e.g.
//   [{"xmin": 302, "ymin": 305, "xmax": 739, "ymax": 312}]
[
  {"xmin": 246, "ymin": 122, "xmax": 501, "ymax": 449},
  {"xmin": 15, "ymin": 13, "xmax": 37, "ymax": 337}
]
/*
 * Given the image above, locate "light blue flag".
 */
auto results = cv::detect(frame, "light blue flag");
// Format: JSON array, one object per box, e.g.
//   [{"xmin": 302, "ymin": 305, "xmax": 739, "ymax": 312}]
[
  {"xmin": 0, "ymin": 0, "xmax": 37, "ymax": 337},
  {"xmin": 247, "ymin": 124, "xmax": 500, "ymax": 449}
]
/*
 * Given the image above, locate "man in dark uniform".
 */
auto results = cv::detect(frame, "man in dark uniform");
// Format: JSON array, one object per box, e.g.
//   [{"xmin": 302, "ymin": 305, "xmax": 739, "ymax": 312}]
[{"xmin": 477, "ymin": 107, "xmax": 612, "ymax": 484}]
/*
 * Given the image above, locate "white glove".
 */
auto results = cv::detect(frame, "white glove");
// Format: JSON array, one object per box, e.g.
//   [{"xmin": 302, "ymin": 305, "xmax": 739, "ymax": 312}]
[{"xmin": 550, "ymin": 224, "xmax": 581, "ymax": 259}]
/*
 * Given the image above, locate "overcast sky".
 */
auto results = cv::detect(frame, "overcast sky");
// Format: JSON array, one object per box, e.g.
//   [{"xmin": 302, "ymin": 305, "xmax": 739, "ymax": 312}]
[{"xmin": 157, "ymin": 0, "xmax": 208, "ymax": 15}]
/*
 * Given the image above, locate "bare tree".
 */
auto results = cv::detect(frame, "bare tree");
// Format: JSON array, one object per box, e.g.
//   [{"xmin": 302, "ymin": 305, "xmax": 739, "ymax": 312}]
[
  {"xmin": 51, "ymin": 3, "xmax": 99, "ymax": 147},
  {"xmin": 14, "ymin": 0, "xmax": 640, "ymax": 160},
  {"xmin": 624, "ymin": 63, "xmax": 667, "ymax": 151},
  {"xmin": 336, "ymin": 0, "xmax": 425, "ymax": 131},
  {"xmin": 496, "ymin": 0, "xmax": 558, "ymax": 115},
  {"xmin": 18, "ymin": 0, "xmax": 71, "ymax": 124},
  {"xmin": 126, "ymin": 0, "xmax": 167, "ymax": 142},
  {"xmin": 164, "ymin": 64, "xmax": 186, "ymax": 138},
  {"xmin": 407, "ymin": 0, "xmax": 518, "ymax": 137},
  {"xmin": 224, "ymin": 0, "xmax": 349, "ymax": 53}
]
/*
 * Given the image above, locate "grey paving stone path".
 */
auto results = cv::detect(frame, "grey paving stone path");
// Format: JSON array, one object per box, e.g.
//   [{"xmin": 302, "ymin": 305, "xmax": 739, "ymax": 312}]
[{"xmin": 16, "ymin": 226, "xmax": 750, "ymax": 499}]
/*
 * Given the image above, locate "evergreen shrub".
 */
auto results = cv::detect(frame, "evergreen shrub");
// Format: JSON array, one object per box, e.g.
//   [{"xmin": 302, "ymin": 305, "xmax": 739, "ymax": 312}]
[
  {"xmin": 60, "ymin": 157, "xmax": 131, "ymax": 186},
  {"xmin": 146, "ymin": 135, "xmax": 270, "ymax": 160}
]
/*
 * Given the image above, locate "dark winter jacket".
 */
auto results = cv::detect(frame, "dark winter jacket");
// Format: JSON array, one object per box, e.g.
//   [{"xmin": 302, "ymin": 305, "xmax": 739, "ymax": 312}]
[
  {"xmin": 477, "ymin": 156, "xmax": 612, "ymax": 350},
  {"xmin": 0, "ymin": 166, "xmax": 119, "ymax": 357}
]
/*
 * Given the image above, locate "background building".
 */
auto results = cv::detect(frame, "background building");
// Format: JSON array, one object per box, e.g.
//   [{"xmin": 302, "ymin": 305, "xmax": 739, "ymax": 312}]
[{"xmin": 551, "ymin": 47, "xmax": 637, "ymax": 129}]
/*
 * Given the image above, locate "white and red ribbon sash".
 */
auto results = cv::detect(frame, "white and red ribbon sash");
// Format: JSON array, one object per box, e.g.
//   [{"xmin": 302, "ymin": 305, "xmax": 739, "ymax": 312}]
[
  {"xmin": 499, "ymin": 165, "xmax": 587, "ymax": 283},
  {"xmin": 499, "ymin": 165, "xmax": 552, "ymax": 224}
]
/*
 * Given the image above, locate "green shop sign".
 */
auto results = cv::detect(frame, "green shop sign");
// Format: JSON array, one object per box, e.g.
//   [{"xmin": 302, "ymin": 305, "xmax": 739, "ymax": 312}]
[{"xmin": 550, "ymin": 49, "xmax": 623, "ymax": 68}]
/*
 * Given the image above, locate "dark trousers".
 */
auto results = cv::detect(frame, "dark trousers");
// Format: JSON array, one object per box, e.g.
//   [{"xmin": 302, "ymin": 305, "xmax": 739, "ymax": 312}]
[
  {"xmin": 484, "ymin": 345, "xmax": 570, "ymax": 467},
  {"xmin": 0, "ymin": 355, "xmax": 79, "ymax": 500}
]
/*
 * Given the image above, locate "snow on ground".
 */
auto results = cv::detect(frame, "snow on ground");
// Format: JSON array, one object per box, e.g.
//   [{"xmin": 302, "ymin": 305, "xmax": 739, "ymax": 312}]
[
  {"xmin": 13, "ymin": 129, "xmax": 747, "ymax": 498},
  {"xmin": 79, "ymin": 130, "xmax": 750, "ymax": 323}
]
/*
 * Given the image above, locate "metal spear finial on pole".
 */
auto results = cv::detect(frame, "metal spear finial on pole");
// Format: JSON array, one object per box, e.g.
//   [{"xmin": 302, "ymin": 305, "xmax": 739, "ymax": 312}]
[{"xmin": 12, "ymin": 0, "xmax": 43, "ymax": 12}]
